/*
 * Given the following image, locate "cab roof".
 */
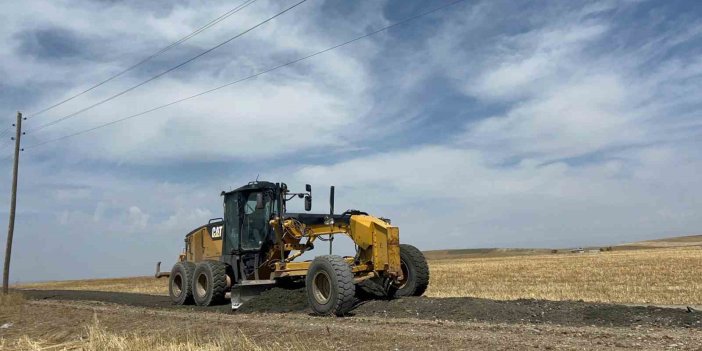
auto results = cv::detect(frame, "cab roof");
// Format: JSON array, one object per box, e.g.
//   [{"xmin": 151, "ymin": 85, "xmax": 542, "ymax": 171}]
[{"xmin": 220, "ymin": 181, "xmax": 278, "ymax": 196}]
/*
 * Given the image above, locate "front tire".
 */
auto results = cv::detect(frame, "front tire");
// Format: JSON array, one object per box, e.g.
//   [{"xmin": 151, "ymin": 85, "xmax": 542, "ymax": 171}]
[
  {"xmin": 192, "ymin": 260, "xmax": 229, "ymax": 306},
  {"xmin": 306, "ymin": 255, "xmax": 356, "ymax": 316},
  {"xmin": 394, "ymin": 244, "xmax": 430, "ymax": 297},
  {"xmin": 169, "ymin": 261, "xmax": 196, "ymax": 305}
]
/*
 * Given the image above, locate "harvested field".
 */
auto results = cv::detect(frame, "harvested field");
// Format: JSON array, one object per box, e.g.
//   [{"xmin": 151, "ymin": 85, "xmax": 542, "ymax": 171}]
[
  {"xmin": 427, "ymin": 247, "xmax": 702, "ymax": 305},
  {"xmin": 6, "ymin": 243, "xmax": 702, "ymax": 350},
  {"xmin": 423, "ymin": 248, "xmax": 554, "ymax": 260},
  {"xmin": 17, "ymin": 246, "xmax": 702, "ymax": 306},
  {"xmin": 15, "ymin": 276, "xmax": 164, "ymax": 295},
  {"xmin": 617, "ymin": 234, "xmax": 702, "ymax": 249}
]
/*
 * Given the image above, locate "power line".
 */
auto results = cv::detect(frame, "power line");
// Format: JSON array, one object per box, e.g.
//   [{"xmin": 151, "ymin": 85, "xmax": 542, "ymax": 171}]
[
  {"xmin": 28, "ymin": 0, "xmax": 308, "ymax": 134},
  {"xmin": 0, "ymin": 126, "xmax": 15, "ymax": 149},
  {"xmin": 25, "ymin": 0, "xmax": 257, "ymax": 119},
  {"xmin": 26, "ymin": 0, "xmax": 468, "ymax": 149},
  {"xmin": 0, "ymin": 142, "xmax": 12, "ymax": 155},
  {"xmin": 0, "ymin": 123, "xmax": 14, "ymax": 139}
]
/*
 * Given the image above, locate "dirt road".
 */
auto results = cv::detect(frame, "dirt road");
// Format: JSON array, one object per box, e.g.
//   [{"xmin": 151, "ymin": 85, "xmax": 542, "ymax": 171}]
[
  {"xmin": 21, "ymin": 288, "xmax": 701, "ymax": 329},
  {"xmin": 3, "ymin": 289, "xmax": 700, "ymax": 350}
]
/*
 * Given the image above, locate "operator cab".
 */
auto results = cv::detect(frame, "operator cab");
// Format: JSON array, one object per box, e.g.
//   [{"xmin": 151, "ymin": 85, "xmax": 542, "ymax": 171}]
[{"xmin": 221, "ymin": 182, "xmax": 278, "ymax": 281}]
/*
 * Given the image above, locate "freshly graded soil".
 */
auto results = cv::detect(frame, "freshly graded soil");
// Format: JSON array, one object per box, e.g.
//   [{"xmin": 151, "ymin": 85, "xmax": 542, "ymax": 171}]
[{"xmin": 20, "ymin": 288, "xmax": 701, "ymax": 329}]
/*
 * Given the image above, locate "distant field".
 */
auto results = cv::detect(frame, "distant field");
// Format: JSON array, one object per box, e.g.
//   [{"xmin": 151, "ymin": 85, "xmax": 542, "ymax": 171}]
[
  {"xmin": 16, "ymin": 236, "xmax": 702, "ymax": 305},
  {"xmin": 615, "ymin": 234, "xmax": 702, "ymax": 250},
  {"xmin": 423, "ymin": 234, "xmax": 702, "ymax": 259},
  {"xmin": 16, "ymin": 276, "xmax": 166, "ymax": 295},
  {"xmin": 423, "ymin": 248, "xmax": 554, "ymax": 260},
  {"xmin": 427, "ymin": 247, "xmax": 702, "ymax": 305}
]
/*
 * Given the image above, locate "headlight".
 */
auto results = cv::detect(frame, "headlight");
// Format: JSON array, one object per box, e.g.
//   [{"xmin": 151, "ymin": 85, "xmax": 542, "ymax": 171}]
[{"xmin": 324, "ymin": 216, "xmax": 334, "ymax": 225}]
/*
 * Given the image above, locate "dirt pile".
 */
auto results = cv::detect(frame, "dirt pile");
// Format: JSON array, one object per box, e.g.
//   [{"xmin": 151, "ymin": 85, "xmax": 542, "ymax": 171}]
[
  {"xmin": 237, "ymin": 287, "xmax": 309, "ymax": 313},
  {"xmin": 228, "ymin": 288, "xmax": 702, "ymax": 328},
  {"xmin": 355, "ymin": 297, "xmax": 702, "ymax": 328}
]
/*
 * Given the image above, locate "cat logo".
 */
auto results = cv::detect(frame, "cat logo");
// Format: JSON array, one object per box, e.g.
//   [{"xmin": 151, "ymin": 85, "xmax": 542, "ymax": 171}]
[{"xmin": 211, "ymin": 225, "xmax": 223, "ymax": 239}]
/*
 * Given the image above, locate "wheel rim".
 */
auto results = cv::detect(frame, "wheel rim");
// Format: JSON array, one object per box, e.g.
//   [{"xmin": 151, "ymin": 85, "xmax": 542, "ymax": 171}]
[
  {"xmin": 173, "ymin": 274, "xmax": 183, "ymax": 297},
  {"xmin": 196, "ymin": 273, "xmax": 208, "ymax": 298},
  {"xmin": 397, "ymin": 259, "xmax": 410, "ymax": 289},
  {"xmin": 312, "ymin": 271, "xmax": 332, "ymax": 304}
]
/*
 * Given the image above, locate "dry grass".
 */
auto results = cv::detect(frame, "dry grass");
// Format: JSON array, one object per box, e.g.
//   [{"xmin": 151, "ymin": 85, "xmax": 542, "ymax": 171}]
[
  {"xmin": 0, "ymin": 291, "xmax": 25, "ymax": 313},
  {"xmin": 0, "ymin": 295, "xmax": 310, "ymax": 351},
  {"xmin": 0, "ymin": 292, "xmax": 25, "ymax": 308},
  {"xmin": 2, "ymin": 322, "xmax": 309, "ymax": 351},
  {"xmin": 426, "ymin": 247, "xmax": 702, "ymax": 305},
  {"xmin": 15, "ymin": 276, "xmax": 168, "ymax": 296}
]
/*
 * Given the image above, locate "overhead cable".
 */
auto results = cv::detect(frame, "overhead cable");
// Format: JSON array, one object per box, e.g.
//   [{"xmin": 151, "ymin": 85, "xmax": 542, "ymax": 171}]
[{"xmin": 25, "ymin": 0, "xmax": 258, "ymax": 119}]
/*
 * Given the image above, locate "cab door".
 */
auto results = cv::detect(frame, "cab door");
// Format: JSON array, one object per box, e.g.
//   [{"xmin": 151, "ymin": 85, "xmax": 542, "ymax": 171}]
[{"xmin": 240, "ymin": 191, "xmax": 273, "ymax": 251}]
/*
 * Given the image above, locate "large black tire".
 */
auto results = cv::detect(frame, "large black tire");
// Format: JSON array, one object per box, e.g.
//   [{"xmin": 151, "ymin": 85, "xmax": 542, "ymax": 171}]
[
  {"xmin": 192, "ymin": 260, "xmax": 229, "ymax": 306},
  {"xmin": 305, "ymin": 255, "xmax": 356, "ymax": 316},
  {"xmin": 169, "ymin": 261, "xmax": 196, "ymax": 305},
  {"xmin": 395, "ymin": 244, "xmax": 430, "ymax": 297}
]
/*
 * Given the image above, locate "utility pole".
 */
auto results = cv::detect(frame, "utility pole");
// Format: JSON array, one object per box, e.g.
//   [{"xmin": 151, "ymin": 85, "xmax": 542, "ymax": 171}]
[{"xmin": 3, "ymin": 112, "xmax": 22, "ymax": 294}]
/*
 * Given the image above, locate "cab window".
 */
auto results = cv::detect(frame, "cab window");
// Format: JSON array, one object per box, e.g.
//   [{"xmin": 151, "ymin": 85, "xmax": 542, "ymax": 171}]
[{"xmin": 240, "ymin": 191, "xmax": 273, "ymax": 250}]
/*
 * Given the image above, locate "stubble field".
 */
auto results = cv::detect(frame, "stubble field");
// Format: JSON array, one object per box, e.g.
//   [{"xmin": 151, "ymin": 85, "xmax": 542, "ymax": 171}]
[
  {"xmin": 4, "ymin": 237, "xmax": 702, "ymax": 350},
  {"xmin": 427, "ymin": 247, "xmax": 702, "ymax": 305},
  {"xmin": 17, "ymin": 245, "xmax": 702, "ymax": 306}
]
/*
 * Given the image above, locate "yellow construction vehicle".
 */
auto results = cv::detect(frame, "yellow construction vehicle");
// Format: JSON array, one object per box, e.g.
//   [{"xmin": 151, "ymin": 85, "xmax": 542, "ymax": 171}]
[{"xmin": 156, "ymin": 181, "xmax": 429, "ymax": 316}]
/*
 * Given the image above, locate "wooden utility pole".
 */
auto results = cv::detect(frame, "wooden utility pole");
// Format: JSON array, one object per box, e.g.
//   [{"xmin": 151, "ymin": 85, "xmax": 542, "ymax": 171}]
[{"xmin": 3, "ymin": 112, "xmax": 22, "ymax": 294}]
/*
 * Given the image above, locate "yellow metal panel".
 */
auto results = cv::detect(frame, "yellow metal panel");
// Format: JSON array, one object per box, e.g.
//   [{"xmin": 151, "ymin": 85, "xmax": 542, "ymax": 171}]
[
  {"xmin": 185, "ymin": 226, "xmax": 222, "ymax": 262},
  {"xmin": 347, "ymin": 215, "xmax": 401, "ymax": 275},
  {"xmin": 349, "ymin": 215, "xmax": 374, "ymax": 249},
  {"xmin": 387, "ymin": 226, "xmax": 401, "ymax": 275},
  {"xmin": 372, "ymin": 223, "xmax": 389, "ymax": 271}
]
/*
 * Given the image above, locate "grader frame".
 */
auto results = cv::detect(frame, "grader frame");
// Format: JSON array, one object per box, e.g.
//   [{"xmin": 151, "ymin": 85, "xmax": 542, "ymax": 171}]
[{"xmin": 159, "ymin": 181, "xmax": 428, "ymax": 316}]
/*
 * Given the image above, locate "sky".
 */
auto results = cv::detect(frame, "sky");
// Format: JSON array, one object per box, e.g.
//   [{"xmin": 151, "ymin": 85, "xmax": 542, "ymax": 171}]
[{"xmin": 0, "ymin": 0, "xmax": 701, "ymax": 282}]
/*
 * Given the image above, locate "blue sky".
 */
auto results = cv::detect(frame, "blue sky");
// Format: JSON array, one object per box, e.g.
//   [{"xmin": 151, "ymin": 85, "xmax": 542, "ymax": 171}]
[{"xmin": 0, "ymin": 0, "xmax": 701, "ymax": 282}]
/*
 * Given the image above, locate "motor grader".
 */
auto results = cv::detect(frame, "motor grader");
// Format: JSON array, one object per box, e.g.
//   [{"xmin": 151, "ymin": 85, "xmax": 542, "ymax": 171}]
[{"xmin": 156, "ymin": 181, "xmax": 429, "ymax": 316}]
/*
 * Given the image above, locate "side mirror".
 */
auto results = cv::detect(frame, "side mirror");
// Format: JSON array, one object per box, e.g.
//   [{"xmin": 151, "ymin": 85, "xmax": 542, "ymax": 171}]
[
  {"xmin": 304, "ymin": 195, "xmax": 312, "ymax": 211},
  {"xmin": 256, "ymin": 193, "xmax": 264, "ymax": 209},
  {"xmin": 329, "ymin": 186, "xmax": 335, "ymax": 215},
  {"xmin": 304, "ymin": 184, "xmax": 312, "ymax": 211}
]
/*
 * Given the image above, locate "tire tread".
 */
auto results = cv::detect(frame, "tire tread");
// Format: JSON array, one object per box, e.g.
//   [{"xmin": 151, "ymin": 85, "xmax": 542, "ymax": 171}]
[
  {"xmin": 169, "ymin": 261, "xmax": 196, "ymax": 305},
  {"xmin": 307, "ymin": 255, "xmax": 356, "ymax": 316},
  {"xmin": 399, "ymin": 244, "xmax": 430, "ymax": 296},
  {"xmin": 193, "ymin": 260, "xmax": 228, "ymax": 306}
]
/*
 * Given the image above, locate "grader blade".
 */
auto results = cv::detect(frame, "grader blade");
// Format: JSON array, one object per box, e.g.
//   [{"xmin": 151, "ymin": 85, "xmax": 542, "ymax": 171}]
[
  {"xmin": 230, "ymin": 280, "xmax": 276, "ymax": 310},
  {"xmin": 154, "ymin": 261, "xmax": 170, "ymax": 278}
]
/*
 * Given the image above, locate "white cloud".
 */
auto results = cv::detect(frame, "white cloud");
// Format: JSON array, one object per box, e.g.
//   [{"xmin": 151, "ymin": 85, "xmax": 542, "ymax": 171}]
[
  {"xmin": 93, "ymin": 201, "xmax": 106, "ymax": 222},
  {"xmin": 162, "ymin": 207, "xmax": 214, "ymax": 233},
  {"xmin": 469, "ymin": 23, "xmax": 608, "ymax": 101},
  {"xmin": 1, "ymin": 0, "xmax": 702, "ymax": 281},
  {"xmin": 463, "ymin": 74, "xmax": 646, "ymax": 160},
  {"xmin": 1, "ymin": 0, "xmax": 384, "ymax": 163},
  {"xmin": 127, "ymin": 206, "xmax": 149, "ymax": 230},
  {"xmin": 292, "ymin": 140, "xmax": 702, "ymax": 248}
]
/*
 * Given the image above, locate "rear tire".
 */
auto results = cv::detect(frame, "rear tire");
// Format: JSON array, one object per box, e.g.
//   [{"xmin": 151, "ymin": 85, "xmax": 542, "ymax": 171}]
[
  {"xmin": 306, "ymin": 255, "xmax": 356, "ymax": 316},
  {"xmin": 394, "ymin": 244, "xmax": 429, "ymax": 297},
  {"xmin": 192, "ymin": 260, "xmax": 229, "ymax": 306},
  {"xmin": 169, "ymin": 261, "xmax": 196, "ymax": 305}
]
